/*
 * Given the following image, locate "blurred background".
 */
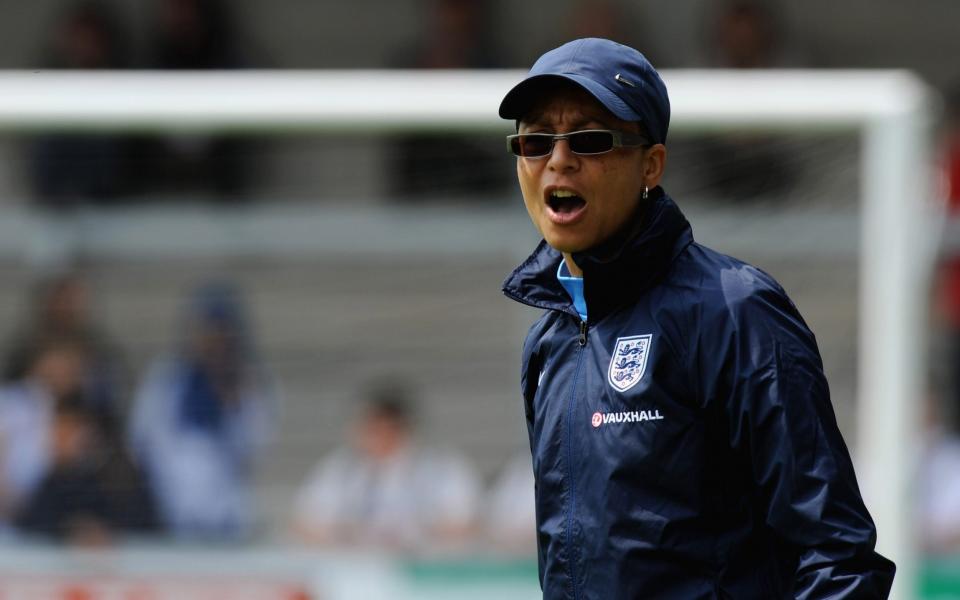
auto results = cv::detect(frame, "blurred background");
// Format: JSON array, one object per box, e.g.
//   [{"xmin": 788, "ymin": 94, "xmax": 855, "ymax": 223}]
[{"xmin": 0, "ymin": 0, "xmax": 958, "ymax": 598}]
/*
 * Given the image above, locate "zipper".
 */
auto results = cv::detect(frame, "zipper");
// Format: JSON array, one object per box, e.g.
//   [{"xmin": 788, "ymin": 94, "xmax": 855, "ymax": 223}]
[{"xmin": 563, "ymin": 318, "xmax": 587, "ymax": 600}]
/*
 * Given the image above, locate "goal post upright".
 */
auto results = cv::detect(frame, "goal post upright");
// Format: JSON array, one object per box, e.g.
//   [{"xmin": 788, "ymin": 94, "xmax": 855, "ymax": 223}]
[
  {"xmin": 0, "ymin": 69, "xmax": 936, "ymax": 598},
  {"xmin": 859, "ymin": 91, "xmax": 937, "ymax": 600}
]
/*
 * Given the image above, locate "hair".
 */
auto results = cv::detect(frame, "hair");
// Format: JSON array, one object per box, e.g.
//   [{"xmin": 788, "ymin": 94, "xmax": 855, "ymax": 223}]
[
  {"xmin": 55, "ymin": 390, "xmax": 97, "ymax": 422},
  {"xmin": 364, "ymin": 375, "xmax": 415, "ymax": 429},
  {"xmin": 25, "ymin": 332, "xmax": 87, "ymax": 369},
  {"xmin": 47, "ymin": 1, "xmax": 130, "ymax": 69}
]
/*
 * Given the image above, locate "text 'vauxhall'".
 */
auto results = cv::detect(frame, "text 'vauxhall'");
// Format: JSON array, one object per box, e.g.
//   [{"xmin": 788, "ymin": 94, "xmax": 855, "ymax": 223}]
[{"xmin": 591, "ymin": 410, "xmax": 664, "ymax": 428}]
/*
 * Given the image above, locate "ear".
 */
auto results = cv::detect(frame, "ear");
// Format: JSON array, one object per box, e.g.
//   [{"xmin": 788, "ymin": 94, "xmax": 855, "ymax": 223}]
[{"xmin": 641, "ymin": 144, "xmax": 667, "ymax": 188}]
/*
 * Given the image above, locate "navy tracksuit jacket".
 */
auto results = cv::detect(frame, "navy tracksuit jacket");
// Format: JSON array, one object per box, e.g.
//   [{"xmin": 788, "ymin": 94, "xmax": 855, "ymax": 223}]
[{"xmin": 502, "ymin": 189, "xmax": 895, "ymax": 599}]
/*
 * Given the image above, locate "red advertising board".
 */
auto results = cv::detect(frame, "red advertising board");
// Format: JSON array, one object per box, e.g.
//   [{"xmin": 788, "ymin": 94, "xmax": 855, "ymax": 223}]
[{"xmin": 0, "ymin": 577, "xmax": 313, "ymax": 600}]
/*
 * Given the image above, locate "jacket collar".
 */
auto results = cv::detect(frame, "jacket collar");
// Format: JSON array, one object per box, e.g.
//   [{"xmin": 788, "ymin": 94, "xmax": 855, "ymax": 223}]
[{"xmin": 502, "ymin": 188, "xmax": 694, "ymax": 323}]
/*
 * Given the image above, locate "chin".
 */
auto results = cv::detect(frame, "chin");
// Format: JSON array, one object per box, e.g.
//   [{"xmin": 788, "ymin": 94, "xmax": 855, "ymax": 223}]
[
  {"xmin": 537, "ymin": 219, "xmax": 598, "ymax": 253},
  {"xmin": 543, "ymin": 234, "xmax": 590, "ymax": 254}
]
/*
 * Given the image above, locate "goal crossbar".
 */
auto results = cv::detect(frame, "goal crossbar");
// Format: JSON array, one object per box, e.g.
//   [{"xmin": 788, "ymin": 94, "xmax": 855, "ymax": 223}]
[{"xmin": 0, "ymin": 69, "xmax": 930, "ymax": 132}]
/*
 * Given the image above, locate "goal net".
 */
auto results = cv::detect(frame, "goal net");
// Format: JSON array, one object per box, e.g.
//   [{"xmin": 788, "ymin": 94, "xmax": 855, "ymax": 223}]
[{"xmin": 0, "ymin": 69, "xmax": 937, "ymax": 600}]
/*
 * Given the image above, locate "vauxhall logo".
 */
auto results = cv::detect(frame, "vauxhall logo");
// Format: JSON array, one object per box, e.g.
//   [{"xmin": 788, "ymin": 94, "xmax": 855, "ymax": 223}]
[{"xmin": 591, "ymin": 409, "xmax": 664, "ymax": 428}]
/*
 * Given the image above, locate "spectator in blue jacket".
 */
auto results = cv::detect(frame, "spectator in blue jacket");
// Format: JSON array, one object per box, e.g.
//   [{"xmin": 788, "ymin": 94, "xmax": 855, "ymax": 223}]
[
  {"xmin": 499, "ymin": 38, "xmax": 895, "ymax": 598},
  {"xmin": 128, "ymin": 281, "xmax": 275, "ymax": 540}
]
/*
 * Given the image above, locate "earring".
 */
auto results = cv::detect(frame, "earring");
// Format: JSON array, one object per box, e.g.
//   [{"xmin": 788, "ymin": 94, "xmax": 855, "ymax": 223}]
[{"xmin": 642, "ymin": 185, "xmax": 649, "ymax": 200}]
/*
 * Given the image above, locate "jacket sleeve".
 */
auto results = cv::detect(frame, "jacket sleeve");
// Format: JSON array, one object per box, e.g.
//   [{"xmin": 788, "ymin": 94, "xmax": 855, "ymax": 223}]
[{"xmin": 701, "ymin": 280, "xmax": 896, "ymax": 599}]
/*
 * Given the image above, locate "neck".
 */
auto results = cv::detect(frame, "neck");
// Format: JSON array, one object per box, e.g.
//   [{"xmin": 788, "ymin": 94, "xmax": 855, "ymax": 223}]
[{"xmin": 562, "ymin": 253, "xmax": 583, "ymax": 277}]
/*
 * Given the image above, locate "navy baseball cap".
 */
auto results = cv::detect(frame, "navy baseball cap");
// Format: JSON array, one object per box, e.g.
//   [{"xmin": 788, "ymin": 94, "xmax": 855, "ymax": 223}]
[{"xmin": 499, "ymin": 38, "xmax": 670, "ymax": 145}]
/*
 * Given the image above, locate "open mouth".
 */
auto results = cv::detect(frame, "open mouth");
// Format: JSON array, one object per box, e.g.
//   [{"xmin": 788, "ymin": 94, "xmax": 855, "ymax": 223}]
[{"xmin": 547, "ymin": 189, "xmax": 587, "ymax": 216}]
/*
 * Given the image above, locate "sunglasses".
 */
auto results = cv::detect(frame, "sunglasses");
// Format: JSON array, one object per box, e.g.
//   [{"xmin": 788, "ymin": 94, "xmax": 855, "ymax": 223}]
[{"xmin": 506, "ymin": 129, "xmax": 650, "ymax": 158}]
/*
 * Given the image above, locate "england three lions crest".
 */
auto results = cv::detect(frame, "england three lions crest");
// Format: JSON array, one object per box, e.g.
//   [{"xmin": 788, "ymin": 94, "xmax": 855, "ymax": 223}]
[{"xmin": 608, "ymin": 334, "xmax": 653, "ymax": 393}]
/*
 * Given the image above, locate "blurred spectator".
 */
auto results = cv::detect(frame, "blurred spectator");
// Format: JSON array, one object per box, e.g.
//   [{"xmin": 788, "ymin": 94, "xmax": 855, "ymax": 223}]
[
  {"xmin": 3, "ymin": 270, "xmax": 128, "ymax": 434},
  {"xmin": 692, "ymin": 0, "xmax": 801, "ymax": 202},
  {"xmin": 0, "ymin": 336, "xmax": 87, "ymax": 528},
  {"xmin": 129, "ymin": 281, "xmax": 275, "ymax": 540},
  {"xmin": 917, "ymin": 432, "xmax": 960, "ymax": 554},
  {"xmin": 707, "ymin": 0, "xmax": 782, "ymax": 68},
  {"xmin": 292, "ymin": 378, "xmax": 481, "ymax": 552},
  {"xmin": 144, "ymin": 0, "xmax": 262, "ymax": 199},
  {"xmin": 15, "ymin": 395, "xmax": 158, "ymax": 546},
  {"xmin": 947, "ymin": 85, "xmax": 960, "ymax": 205},
  {"xmin": 152, "ymin": 0, "xmax": 246, "ymax": 69},
  {"xmin": 27, "ymin": 2, "xmax": 139, "ymax": 206},
  {"xmin": 387, "ymin": 0, "xmax": 511, "ymax": 200},
  {"xmin": 484, "ymin": 451, "xmax": 536, "ymax": 555},
  {"xmin": 392, "ymin": 0, "xmax": 498, "ymax": 70},
  {"xmin": 937, "ymin": 84, "xmax": 960, "ymax": 419},
  {"xmin": 915, "ymin": 387, "xmax": 960, "ymax": 554},
  {"xmin": 563, "ymin": 0, "xmax": 634, "ymax": 48},
  {"xmin": 40, "ymin": 1, "xmax": 130, "ymax": 69}
]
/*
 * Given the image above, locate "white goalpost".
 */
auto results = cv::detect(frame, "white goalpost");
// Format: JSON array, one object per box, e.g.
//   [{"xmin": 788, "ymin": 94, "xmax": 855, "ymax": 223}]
[{"xmin": 0, "ymin": 69, "xmax": 937, "ymax": 599}]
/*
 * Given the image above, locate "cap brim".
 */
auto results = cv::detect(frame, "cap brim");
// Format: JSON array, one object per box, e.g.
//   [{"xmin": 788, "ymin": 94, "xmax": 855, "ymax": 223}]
[{"xmin": 498, "ymin": 73, "xmax": 641, "ymax": 123}]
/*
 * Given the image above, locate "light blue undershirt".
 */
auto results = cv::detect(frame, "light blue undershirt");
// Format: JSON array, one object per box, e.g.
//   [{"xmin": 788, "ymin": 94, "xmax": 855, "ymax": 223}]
[{"xmin": 557, "ymin": 261, "xmax": 588, "ymax": 322}]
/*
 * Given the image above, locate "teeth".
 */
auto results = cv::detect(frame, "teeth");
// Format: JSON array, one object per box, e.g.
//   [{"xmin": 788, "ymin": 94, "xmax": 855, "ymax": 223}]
[{"xmin": 551, "ymin": 189, "xmax": 579, "ymax": 198}]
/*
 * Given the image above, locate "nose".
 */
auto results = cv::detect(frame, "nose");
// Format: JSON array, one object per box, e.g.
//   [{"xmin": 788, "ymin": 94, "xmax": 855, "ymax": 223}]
[{"xmin": 546, "ymin": 137, "xmax": 579, "ymax": 173}]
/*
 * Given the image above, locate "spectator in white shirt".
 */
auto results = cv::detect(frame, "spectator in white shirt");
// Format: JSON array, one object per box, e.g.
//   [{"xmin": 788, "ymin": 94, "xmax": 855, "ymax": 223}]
[
  {"xmin": 485, "ymin": 451, "xmax": 537, "ymax": 555},
  {"xmin": 292, "ymin": 379, "xmax": 481, "ymax": 553}
]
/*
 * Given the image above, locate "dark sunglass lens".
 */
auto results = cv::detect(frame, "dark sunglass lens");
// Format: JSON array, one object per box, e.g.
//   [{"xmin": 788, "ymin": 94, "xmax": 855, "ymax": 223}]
[
  {"xmin": 569, "ymin": 131, "xmax": 615, "ymax": 154},
  {"xmin": 517, "ymin": 135, "xmax": 553, "ymax": 157}
]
